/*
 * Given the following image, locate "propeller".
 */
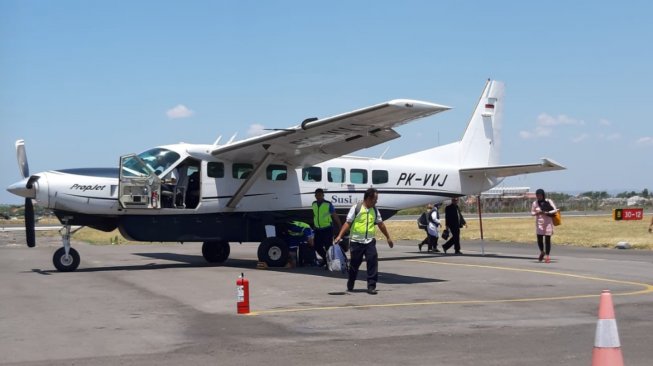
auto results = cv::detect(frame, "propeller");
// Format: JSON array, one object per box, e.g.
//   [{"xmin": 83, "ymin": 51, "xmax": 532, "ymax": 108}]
[{"xmin": 16, "ymin": 140, "xmax": 36, "ymax": 248}]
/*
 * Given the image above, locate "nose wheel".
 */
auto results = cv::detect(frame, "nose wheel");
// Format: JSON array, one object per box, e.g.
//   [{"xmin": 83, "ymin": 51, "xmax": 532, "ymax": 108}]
[
  {"xmin": 53, "ymin": 220, "xmax": 81, "ymax": 272},
  {"xmin": 53, "ymin": 247, "xmax": 80, "ymax": 272}
]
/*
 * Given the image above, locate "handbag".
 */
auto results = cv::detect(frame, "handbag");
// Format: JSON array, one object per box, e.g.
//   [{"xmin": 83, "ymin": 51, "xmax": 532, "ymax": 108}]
[
  {"xmin": 552, "ymin": 211, "xmax": 562, "ymax": 226},
  {"xmin": 441, "ymin": 229, "xmax": 450, "ymax": 240}
]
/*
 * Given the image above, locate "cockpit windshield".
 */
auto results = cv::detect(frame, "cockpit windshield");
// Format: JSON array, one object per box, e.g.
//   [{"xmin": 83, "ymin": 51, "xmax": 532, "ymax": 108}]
[
  {"xmin": 138, "ymin": 148, "xmax": 181, "ymax": 176},
  {"xmin": 121, "ymin": 148, "xmax": 181, "ymax": 178}
]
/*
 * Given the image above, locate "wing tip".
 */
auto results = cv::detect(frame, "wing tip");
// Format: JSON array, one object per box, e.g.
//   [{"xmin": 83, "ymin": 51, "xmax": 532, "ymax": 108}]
[
  {"xmin": 388, "ymin": 99, "xmax": 451, "ymax": 111},
  {"xmin": 540, "ymin": 157, "xmax": 566, "ymax": 170}
]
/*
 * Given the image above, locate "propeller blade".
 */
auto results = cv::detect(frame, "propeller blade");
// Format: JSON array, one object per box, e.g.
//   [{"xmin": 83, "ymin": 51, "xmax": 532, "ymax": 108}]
[
  {"xmin": 16, "ymin": 140, "xmax": 30, "ymax": 178},
  {"xmin": 25, "ymin": 198, "xmax": 36, "ymax": 248}
]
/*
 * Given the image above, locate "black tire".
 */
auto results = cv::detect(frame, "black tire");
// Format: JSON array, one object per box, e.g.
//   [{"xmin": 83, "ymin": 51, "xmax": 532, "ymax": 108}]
[
  {"xmin": 202, "ymin": 240, "xmax": 230, "ymax": 263},
  {"xmin": 53, "ymin": 247, "xmax": 80, "ymax": 272},
  {"xmin": 258, "ymin": 237, "xmax": 289, "ymax": 267}
]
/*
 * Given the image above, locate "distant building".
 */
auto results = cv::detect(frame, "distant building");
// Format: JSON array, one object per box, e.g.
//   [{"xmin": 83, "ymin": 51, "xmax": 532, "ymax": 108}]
[
  {"xmin": 627, "ymin": 196, "xmax": 647, "ymax": 206},
  {"xmin": 471, "ymin": 187, "xmax": 532, "ymax": 212}
]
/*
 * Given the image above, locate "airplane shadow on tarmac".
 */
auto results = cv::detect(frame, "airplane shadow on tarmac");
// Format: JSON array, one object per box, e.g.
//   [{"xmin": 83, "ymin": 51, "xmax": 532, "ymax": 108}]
[
  {"xmin": 28, "ymin": 250, "xmax": 537, "ymax": 280},
  {"xmin": 29, "ymin": 252, "xmax": 446, "ymax": 284}
]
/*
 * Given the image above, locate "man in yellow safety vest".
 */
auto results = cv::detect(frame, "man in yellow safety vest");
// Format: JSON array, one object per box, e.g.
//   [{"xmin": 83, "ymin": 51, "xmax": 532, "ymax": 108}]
[
  {"xmin": 334, "ymin": 188, "xmax": 394, "ymax": 295},
  {"xmin": 312, "ymin": 188, "xmax": 342, "ymax": 268}
]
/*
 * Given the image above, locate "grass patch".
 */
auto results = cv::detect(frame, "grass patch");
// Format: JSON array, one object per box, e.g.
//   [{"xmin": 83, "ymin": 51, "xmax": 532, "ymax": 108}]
[{"xmin": 384, "ymin": 216, "xmax": 653, "ymax": 249}]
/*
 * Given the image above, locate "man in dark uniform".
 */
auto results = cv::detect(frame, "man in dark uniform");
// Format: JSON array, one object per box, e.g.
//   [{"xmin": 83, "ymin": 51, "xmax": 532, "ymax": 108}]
[{"xmin": 442, "ymin": 197, "xmax": 467, "ymax": 255}]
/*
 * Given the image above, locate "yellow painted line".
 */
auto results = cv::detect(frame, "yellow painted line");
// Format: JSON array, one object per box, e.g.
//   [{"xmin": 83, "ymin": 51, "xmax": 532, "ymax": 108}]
[{"xmin": 246, "ymin": 259, "xmax": 653, "ymax": 316}]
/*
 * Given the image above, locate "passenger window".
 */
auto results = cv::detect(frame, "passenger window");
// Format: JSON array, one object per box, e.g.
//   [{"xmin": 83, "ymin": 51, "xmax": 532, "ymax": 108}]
[
  {"xmin": 267, "ymin": 164, "xmax": 287, "ymax": 181},
  {"xmin": 302, "ymin": 167, "xmax": 322, "ymax": 182},
  {"xmin": 372, "ymin": 170, "xmax": 388, "ymax": 184},
  {"xmin": 233, "ymin": 163, "xmax": 253, "ymax": 179},
  {"xmin": 350, "ymin": 169, "xmax": 368, "ymax": 184},
  {"xmin": 207, "ymin": 162, "xmax": 224, "ymax": 178},
  {"xmin": 327, "ymin": 167, "xmax": 345, "ymax": 183}
]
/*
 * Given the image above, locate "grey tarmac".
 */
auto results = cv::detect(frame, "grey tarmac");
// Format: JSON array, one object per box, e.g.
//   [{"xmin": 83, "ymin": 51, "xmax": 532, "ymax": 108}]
[{"xmin": 1, "ymin": 231, "xmax": 652, "ymax": 366}]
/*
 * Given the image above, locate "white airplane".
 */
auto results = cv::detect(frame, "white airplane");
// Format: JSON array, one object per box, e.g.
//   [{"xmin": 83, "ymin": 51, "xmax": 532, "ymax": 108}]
[{"xmin": 7, "ymin": 80, "xmax": 564, "ymax": 272}]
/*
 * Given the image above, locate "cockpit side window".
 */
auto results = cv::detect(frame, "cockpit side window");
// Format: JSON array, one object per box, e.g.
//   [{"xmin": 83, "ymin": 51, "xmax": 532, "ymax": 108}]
[{"xmin": 207, "ymin": 162, "xmax": 224, "ymax": 178}]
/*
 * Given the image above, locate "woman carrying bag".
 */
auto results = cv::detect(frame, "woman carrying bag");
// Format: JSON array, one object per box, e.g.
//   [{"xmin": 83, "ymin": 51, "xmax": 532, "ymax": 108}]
[{"xmin": 531, "ymin": 188, "xmax": 559, "ymax": 263}]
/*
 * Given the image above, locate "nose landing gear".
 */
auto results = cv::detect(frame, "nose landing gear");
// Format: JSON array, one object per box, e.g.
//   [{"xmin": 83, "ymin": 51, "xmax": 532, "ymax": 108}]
[{"xmin": 52, "ymin": 218, "xmax": 81, "ymax": 272}]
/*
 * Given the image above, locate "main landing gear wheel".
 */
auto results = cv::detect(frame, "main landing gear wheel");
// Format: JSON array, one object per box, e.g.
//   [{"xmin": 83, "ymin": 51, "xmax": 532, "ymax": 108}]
[
  {"xmin": 202, "ymin": 240, "xmax": 230, "ymax": 263},
  {"xmin": 53, "ymin": 247, "xmax": 80, "ymax": 272},
  {"xmin": 257, "ymin": 237, "xmax": 289, "ymax": 267}
]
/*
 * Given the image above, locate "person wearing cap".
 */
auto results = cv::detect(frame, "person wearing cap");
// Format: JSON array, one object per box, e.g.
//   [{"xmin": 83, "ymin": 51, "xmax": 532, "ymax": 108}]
[
  {"xmin": 311, "ymin": 188, "xmax": 342, "ymax": 267},
  {"xmin": 442, "ymin": 197, "xmax": 466, "ymax": 255},
  {"xmin": 531, "ymin": 188, "xmax": 559, "ymax": 263}
]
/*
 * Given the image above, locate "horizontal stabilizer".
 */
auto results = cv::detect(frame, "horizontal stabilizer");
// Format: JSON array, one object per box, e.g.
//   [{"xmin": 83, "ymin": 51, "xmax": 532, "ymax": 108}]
[{"xmin": 459, "ymin": 158, "xmax": 565, "ymax": 178}]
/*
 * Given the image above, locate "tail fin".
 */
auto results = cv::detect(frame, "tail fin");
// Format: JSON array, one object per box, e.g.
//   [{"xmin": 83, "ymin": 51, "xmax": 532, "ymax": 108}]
[
  {"xmin": 459, "ymin": 79, "xmax": 504, "ymax": 167},
  {"xmin": 392, "ymin": 79, "xmax": 504, "ymax": 167}
]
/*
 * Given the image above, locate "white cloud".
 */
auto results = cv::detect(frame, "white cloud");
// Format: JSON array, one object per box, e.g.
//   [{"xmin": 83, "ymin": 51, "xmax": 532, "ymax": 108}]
[
  {"xmin": 599, "ymin": 118, "xmax": 611, "ymax": 126},
  {"xmin": 520, "ymin": 113, "xmax": 582, "ymax": 140},
  {"xmin": 536, "ymin": 113, "xmax": 584, "ymax": 126},
  {"xmin": 166, "ymin": 104, "xmax": 194, "ymax": 119},
  {"xmin": 636, "ymin": 136, "xmax": 653, "ymax": 146},
  {"xmin": 247, "ymin": 123, "xmax": 266, "ymax": 137},
  {"xmin": 598, "ymin": 133, "xmax": 621, "ymax": 141},
  {"xmin": 571, "ymin": 133, "xmax": 589, "ymax": 143},
  {"xmin": 519, "ymin": 125, "xmax": 552, "ymax": 139}
]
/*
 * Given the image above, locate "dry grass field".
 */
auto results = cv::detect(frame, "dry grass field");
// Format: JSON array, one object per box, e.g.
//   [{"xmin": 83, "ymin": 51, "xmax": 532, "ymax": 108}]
[
  {"xmin": 385, "ymin": 215, "xmax": 653, "ymax": 249},
  {"xmin": 19, "ymin": 214, "xmax": 651, "ymax": 250}
]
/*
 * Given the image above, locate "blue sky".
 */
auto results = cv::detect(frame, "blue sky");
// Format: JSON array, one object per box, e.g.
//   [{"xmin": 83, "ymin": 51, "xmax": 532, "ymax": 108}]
[{"xmin": 1, "ymin": 1, "xmax": 652, "ymax": 204}]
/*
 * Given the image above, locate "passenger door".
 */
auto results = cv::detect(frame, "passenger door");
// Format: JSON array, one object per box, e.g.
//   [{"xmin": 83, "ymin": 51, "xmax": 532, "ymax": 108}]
[{"xmin": 118, "ymin": 154, "xmax": 162, "ymax": 209}]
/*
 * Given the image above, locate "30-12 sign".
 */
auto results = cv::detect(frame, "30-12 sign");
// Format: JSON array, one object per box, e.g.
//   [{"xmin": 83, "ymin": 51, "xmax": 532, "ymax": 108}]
[{"xmin": 613, "ymin": 208, "xmax": 643, "ymax": 221}]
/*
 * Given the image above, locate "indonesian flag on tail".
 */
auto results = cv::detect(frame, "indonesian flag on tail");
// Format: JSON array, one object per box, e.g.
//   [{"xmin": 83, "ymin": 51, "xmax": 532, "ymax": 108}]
[{"xmin": 482, "ymin": 98, "xmax": 497, "ymax": 117}]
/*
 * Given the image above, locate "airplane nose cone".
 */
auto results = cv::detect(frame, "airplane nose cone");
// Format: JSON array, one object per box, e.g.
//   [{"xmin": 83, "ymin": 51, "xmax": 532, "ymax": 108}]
[{"xmin": 7, "ymin": 178, "xmax": 36, "ymax": 198}]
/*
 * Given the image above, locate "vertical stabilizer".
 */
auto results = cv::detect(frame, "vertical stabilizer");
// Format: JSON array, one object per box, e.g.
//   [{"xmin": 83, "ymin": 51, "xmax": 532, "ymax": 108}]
[
  {"xmin": 459, "ymin": 80, "xmax": 504, "ymax": 167},
  {"xmin": 391, "ymin": 80, "xmax": 504, "ymax": 168}
]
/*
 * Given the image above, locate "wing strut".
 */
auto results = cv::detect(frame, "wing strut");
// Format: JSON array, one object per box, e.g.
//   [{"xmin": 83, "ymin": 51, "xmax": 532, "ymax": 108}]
[{"xmin": 226, "ymin": 152, "xmax": 274, "ymax": 210}]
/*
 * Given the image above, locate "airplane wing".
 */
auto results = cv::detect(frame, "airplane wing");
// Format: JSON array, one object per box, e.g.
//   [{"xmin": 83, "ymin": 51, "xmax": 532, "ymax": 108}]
[
  {"xmin": 459, "ymin": 158, "xmax": 566, "ymax": 177},
  {"xmin": 210, "ymin": 99, "xmax": 450, "ymax": 166}
]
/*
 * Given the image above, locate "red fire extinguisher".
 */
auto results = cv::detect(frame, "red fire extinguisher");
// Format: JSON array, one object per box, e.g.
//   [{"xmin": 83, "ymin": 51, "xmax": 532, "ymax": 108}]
[{"xmin": 237, "ymin": 272, "xmax": 250, "ymax": 314}]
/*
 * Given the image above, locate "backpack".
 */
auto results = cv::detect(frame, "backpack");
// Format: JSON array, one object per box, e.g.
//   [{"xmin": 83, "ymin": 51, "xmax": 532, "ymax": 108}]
[
  {"xmin": 327, "ymin": 243, "xmax": 348, "ymax": 274},
  {"xmin": 417, "ymin": 212, "xmax": 428, "ymax": 229}
]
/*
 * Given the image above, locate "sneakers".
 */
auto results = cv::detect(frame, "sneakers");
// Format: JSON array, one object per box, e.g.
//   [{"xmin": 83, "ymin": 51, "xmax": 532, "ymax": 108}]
[
  {"xmin": 367, "ymin": 288, "xmax": 378, "ymax": 295},
  {"xmin": 545, "ymin": 255, "xmax": 551, "ymax": 263},
  {"xmin": 538, "ymin": 252, "xmax": 545, "ymax": 262}
]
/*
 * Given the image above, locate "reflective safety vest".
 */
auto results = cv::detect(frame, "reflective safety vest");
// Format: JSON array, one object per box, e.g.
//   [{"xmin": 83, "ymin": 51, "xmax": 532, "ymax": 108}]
[
  {"xmin": 288, "ymin": 221, "xmax": 311, "ymax": 236},
  {"xmin": 312, "ymin": 201, "xmax": 333, "ymax": 229},
  {"xmin": 350, "ymin": 203, "xmax": 378, "ymax": 244}
]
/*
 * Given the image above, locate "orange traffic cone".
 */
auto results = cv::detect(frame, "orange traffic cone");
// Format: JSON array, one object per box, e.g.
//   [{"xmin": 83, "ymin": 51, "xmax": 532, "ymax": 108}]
[{"xmin": 591, "ymin": 290, "xmax": 624, "ymax": 366}]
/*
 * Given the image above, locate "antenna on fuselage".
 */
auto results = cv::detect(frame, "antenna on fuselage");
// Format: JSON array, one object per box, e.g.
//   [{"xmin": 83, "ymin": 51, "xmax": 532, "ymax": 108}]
[
  {"xmin": 213, "ymin": 135, "xmax": 222, "ymax": 146},
  {"xmin": 226, "ymin": 133, "xmax": 238, "ymax": 145},
  {"xmin": 379, "ymin": 146, "xmax": 390, "ymax": 159}
]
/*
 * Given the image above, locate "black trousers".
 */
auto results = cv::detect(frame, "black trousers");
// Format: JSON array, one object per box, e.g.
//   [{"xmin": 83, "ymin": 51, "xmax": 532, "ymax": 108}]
[
  {"xmin": 443, "ymin": 227, "xmax": 461, "ymax": 252},
  {"xmin": 314, "ymin": 227, "xmax": 334, "ymax": 261},
  {"xmin": 347, "ymin": 239, "xmax": 378, "ymax": 290},
  {"xmin": 537, "ymin": 234, "xmax": 552, "ymax": 255},
  {"xmin": 428, "ymin": 234, "xmax": 439, "ymax": 250}
]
